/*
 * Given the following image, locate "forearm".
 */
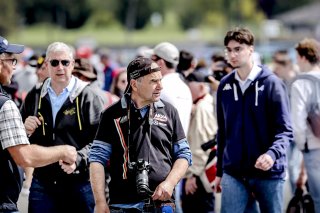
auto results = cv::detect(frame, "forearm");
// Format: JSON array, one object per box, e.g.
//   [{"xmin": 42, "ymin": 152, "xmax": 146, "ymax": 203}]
[
  {"xmin": 165, "ymin": 158, "xmax": 189, "ymax": 187},
  {"xmin": 90, "ymin": 162, "xmax": 108, "ymax": 205},
  {"xmin": 76, "ymin": 143, "xmax": 92, "ymax": 170},
  {"xmin": 9, "ymin": 144, "xmax": 67, "ymax": 168}
]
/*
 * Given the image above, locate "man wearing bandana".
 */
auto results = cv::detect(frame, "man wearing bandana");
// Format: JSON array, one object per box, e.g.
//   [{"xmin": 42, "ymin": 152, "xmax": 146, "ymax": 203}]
[{"xmin": 89, "ymin": 57, "xmax": 192, "ymax": 213}]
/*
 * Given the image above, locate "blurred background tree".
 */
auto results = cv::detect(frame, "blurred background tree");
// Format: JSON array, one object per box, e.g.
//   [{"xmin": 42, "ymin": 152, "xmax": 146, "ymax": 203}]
[
  {"xmin": 11, "ymin": 0, "xmax": 317, "ymax": 31},
  {"xmin": 1, "ymin": 0, "xmax": 318, "ymax": 46},
  {"xmin": 17, "ymin": 0, "xmax": 91, "ymax": 28},
  {"xmin": 0, "ymin": 0, "xmax": 18, "ymax": 35}
]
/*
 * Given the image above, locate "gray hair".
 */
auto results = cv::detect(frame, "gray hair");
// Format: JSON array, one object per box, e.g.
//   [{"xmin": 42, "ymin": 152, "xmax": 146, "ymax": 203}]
[{"xmin": 46, "ymin": 42, "xmax": 74, "ymax": 60}]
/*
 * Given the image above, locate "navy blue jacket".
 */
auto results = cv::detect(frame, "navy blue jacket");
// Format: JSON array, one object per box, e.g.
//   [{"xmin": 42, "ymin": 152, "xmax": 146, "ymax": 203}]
[{"xmin": 216, "ymin": 65, "xmax": 293, "ymax": 179}]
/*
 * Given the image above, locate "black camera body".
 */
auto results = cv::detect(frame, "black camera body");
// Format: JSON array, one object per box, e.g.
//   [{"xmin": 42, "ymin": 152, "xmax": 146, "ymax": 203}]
[{"xmin": 128, "ymin": 159, "xmax": 152, "ymax": 198}]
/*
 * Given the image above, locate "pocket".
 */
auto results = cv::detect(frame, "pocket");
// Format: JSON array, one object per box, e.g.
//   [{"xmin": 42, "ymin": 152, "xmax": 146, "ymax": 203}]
[{"xmin": 307, "ymin": 107, "xmax": 320, "ymax": 138}]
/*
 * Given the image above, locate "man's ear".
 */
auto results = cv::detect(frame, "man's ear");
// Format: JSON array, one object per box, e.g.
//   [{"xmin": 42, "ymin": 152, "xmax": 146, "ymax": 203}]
[
  {"xmin": 249, "ymin": 45, "xmax": 254, "ymax": 54},
  {"xmin": 130, "ymin": 79, "xmax": 137, "ymax": 92}
]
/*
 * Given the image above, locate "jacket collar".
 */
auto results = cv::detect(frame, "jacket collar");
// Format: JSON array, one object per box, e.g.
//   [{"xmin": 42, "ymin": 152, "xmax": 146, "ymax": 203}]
[{"xmin": 40, "ymin": 77, "xmax": 89, "ymax": 102}]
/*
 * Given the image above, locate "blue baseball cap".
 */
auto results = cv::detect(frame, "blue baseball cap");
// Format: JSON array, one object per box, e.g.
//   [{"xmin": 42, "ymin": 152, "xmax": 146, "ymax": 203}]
[{"xmin": 0, "ymin": 36, "xmax": 24, "ymax": 54}]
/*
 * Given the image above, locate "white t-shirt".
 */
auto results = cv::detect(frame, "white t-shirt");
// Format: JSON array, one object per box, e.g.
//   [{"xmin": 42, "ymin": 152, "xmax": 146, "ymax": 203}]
[{"xmin": 161, "ymin": 73, "xmax": 192, "ymax": 134}]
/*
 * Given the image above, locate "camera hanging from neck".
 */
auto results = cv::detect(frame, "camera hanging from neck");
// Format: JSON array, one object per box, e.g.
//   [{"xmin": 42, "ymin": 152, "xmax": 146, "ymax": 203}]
[{"xmin": 126, "ymin": 95, "xmax": 154, "ymax": 167}]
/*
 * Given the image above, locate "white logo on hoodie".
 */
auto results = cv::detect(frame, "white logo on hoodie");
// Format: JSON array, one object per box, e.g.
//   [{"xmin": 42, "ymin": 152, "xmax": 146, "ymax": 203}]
[{"xmin": 223, "ymin": 83, "xmax": 232, "ymax": 91}]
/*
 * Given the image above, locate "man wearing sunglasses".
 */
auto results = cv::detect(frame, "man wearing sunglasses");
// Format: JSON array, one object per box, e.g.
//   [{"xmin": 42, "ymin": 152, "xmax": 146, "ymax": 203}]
[
  {"xmin": 21, "ymin": 42, "xmax": 105, "ymax": 213},
  {"xmin": 0, "ymin": 37, "xmax": 78, "ymax": 213}
]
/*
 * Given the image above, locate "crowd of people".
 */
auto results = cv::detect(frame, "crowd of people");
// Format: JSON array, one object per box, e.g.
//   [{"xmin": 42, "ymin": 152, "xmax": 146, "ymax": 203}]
[{"xmin": 0, "ymin": 26, "xmax": 320, "ymax": 213}]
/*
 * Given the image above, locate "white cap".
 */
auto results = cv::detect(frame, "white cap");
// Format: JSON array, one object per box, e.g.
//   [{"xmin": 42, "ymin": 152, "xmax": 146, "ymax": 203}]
[
  {"xmin": 150, "ymin": 42, "xmax": 179, "ymax": 66},
  {"xmin": 136, "ymin": 46, "xmax": 152, "ymax": 58}
]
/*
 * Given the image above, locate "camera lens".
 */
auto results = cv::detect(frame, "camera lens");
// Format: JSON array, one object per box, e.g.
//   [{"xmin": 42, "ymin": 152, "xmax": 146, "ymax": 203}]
[{"xmin": 136, "ymin": 169, "xmax": 150, "ymax": 196}]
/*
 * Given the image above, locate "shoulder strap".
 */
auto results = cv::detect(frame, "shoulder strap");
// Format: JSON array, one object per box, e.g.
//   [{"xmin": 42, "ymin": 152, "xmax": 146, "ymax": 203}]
[
  {"xmin": 0, "ymin": 94, "xmax": 10, "ymax": 109},
  {"xmin": 301, "ymin": 74, "xmax": 320, "ymax": 101},
  {"xmin": 295, "ymin": 74, "xmax": 320, "ymax": 83},
  {"xmin": 289, "ymin": 74, "xmax": 320, "ymax": 99}
]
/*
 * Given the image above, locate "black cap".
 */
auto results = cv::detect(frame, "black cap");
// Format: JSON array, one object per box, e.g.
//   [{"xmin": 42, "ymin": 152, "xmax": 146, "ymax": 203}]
[
  {"xmin": 0, "ymin": 36, "xmax": 24, "ymax": 54},
  {"xmin": 124, "ymin": 57, "xmax": 160, "ymax": 94},
  {"xmin": 186, "ymin": 72, "xmax": 208, "ymax": 83}
]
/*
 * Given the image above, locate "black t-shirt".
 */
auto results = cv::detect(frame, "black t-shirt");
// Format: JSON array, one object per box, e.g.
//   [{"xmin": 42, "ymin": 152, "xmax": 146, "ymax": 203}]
[{"xmin": 95, "ymin": 96, "xmax": 186, "ymax": 204}]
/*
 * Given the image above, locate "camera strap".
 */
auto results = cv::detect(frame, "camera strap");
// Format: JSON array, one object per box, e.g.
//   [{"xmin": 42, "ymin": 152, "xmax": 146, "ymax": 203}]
[{"xmin": 127, "ymin": 96, "xmax": 154, "ymax": 165}]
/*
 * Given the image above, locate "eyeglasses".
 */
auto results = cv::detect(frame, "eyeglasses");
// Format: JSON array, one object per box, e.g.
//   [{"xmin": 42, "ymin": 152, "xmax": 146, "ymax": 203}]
[
  {"xmin": 49, "ymin": 59, "xmax": 71, "ymax": 67},
  {"xmin": 225, "ymin": 46, "xmax": 244, "ymax": 56},
  {"xmin": 0, "ymin": 58, "xmax": 18, "ymax": 66}
]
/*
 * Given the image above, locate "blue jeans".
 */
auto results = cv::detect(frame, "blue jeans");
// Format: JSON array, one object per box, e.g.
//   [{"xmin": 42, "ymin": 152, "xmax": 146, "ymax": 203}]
[
  {"xmin": 29, "ymin": 178, "xmax": 94, "ymax": 213},
  {"xmin": 174, "ymin": 181, "xmax": 183, "ymax": 213},
  {"xmin": 287, "ymin": 142, "xmax": 303, "ymax": 194},
  {"xmin": 220, "ymin": 173, "xmax": 284, "ymax": 213},
  {"xmin": 303, "ymin": 148, "xmax": 320, "ymax": 213}
]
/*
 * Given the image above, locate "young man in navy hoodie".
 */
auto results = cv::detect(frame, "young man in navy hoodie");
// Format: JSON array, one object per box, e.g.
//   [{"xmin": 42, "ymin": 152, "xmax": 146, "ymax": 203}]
[{"xmin": 214, "ymin": 27, "xmax": 293, "ymax": 213}]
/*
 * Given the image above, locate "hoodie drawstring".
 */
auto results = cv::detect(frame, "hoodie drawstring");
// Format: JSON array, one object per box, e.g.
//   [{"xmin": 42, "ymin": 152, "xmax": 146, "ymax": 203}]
[
  {"xmin": 76, "ymin": 96, "xmax": 82, "ymax": 131},
  {"xmin": 255, "ymin": 81, "xmax": 259, "ymax": 106},
  {"xmin": 255, "ymin": 81, "xmax": 265, "ymax": 106},
  {"xmin": 233, "ymin": 83, "xmax": 238, "ymax": 101}
]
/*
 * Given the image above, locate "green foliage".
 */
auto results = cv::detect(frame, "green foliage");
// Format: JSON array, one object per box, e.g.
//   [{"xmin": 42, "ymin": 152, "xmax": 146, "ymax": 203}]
[
  {"xmin": 114, "ymin": 0, "xmax": 164, "ymax": 30},
  {"xmin": 0, "ymin": 0, "xmax": 17, "ymax": 35},
  {"xmin": 84, "ymin": 10, "xmax": 118, "ymax": 28},
  {"xmin": 4, "ymin": 0, "xmax": 319, "ymax": 46},
  {"xmin": 172, "ymin": 0, "xmax": 264, "ymax": 30},
  {"xmin": 17, "ymin": 0, "xmax": 91, "ymax": 28}
]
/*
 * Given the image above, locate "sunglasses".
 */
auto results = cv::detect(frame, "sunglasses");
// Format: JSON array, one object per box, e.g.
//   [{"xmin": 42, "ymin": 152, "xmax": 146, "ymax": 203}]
[
  {"xmin": 0, "ymin": 58, "xmax": 18, "ymax": 66},
  {"xmin": 49, "ymin": 59, "xmax": 71, "ymax": 67},
  {"xmin": 273, "ymin": 59, "xmax": 288, "ymax": 66}
]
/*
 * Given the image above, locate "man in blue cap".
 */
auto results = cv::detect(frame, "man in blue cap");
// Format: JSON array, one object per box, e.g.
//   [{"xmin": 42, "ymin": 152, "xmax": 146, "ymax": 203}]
[{"xmin": 0, "ymin": 36, "xmax": 77, "ymax": 212}]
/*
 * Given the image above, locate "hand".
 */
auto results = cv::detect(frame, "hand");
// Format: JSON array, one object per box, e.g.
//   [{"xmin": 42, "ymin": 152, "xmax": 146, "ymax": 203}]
[
  {"xmin": 185, "ymin": 176, "xmax": 198, "ymax": 195},
  {"xmin": 152, "ymin": 180, "xmax": 174, "ymax": 201},
  {"xmin": 207, "ymin": 75, "xmax": 220, "ymax": 92},
  {"xmin": 61, "ymin": 145, "xmax": 77, "ymax": 165},
  {"xmin": 94, "ymin": 202, "xmax": 110, "ymax": 213},
  {"xmin": 59, "ymin": 160, "xmax": 77, "ymax": 174},
  {"xmin": 255, "ymin": 153, "xmax": 274, "ymax": 171},
  {"xmin": 296, "ymin": 172, "xmax": 307, "ymax": 189},
  {"xmin": 214, "ymin": 177, "xmax": 222, "ymax": 193},
  {"xmin": 24, "ymin": 116, "xmax": 42, "ymax": 136}
]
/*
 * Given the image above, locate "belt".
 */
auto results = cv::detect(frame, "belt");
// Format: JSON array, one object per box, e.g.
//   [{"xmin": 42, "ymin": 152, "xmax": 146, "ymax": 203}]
[
  {"xmin": 109, "ymin": 202, "xmax": 175, "ymax": 213},
  {"xmin": 144, "ymin": 201, "xmax": 175, "ymax": 212}
]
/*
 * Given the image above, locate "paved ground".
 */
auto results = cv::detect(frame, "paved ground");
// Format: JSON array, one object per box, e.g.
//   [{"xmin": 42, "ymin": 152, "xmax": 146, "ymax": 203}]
[{"xmin": 17, "ymin": 178, "xmax": 293, "ymax": 213}]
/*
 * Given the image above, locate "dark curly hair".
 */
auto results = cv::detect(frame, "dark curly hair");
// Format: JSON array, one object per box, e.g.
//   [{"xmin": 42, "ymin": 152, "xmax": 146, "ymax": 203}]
[{"xmin": 224, "ymin": 27, "xmax": 254, "ymax": 46}]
